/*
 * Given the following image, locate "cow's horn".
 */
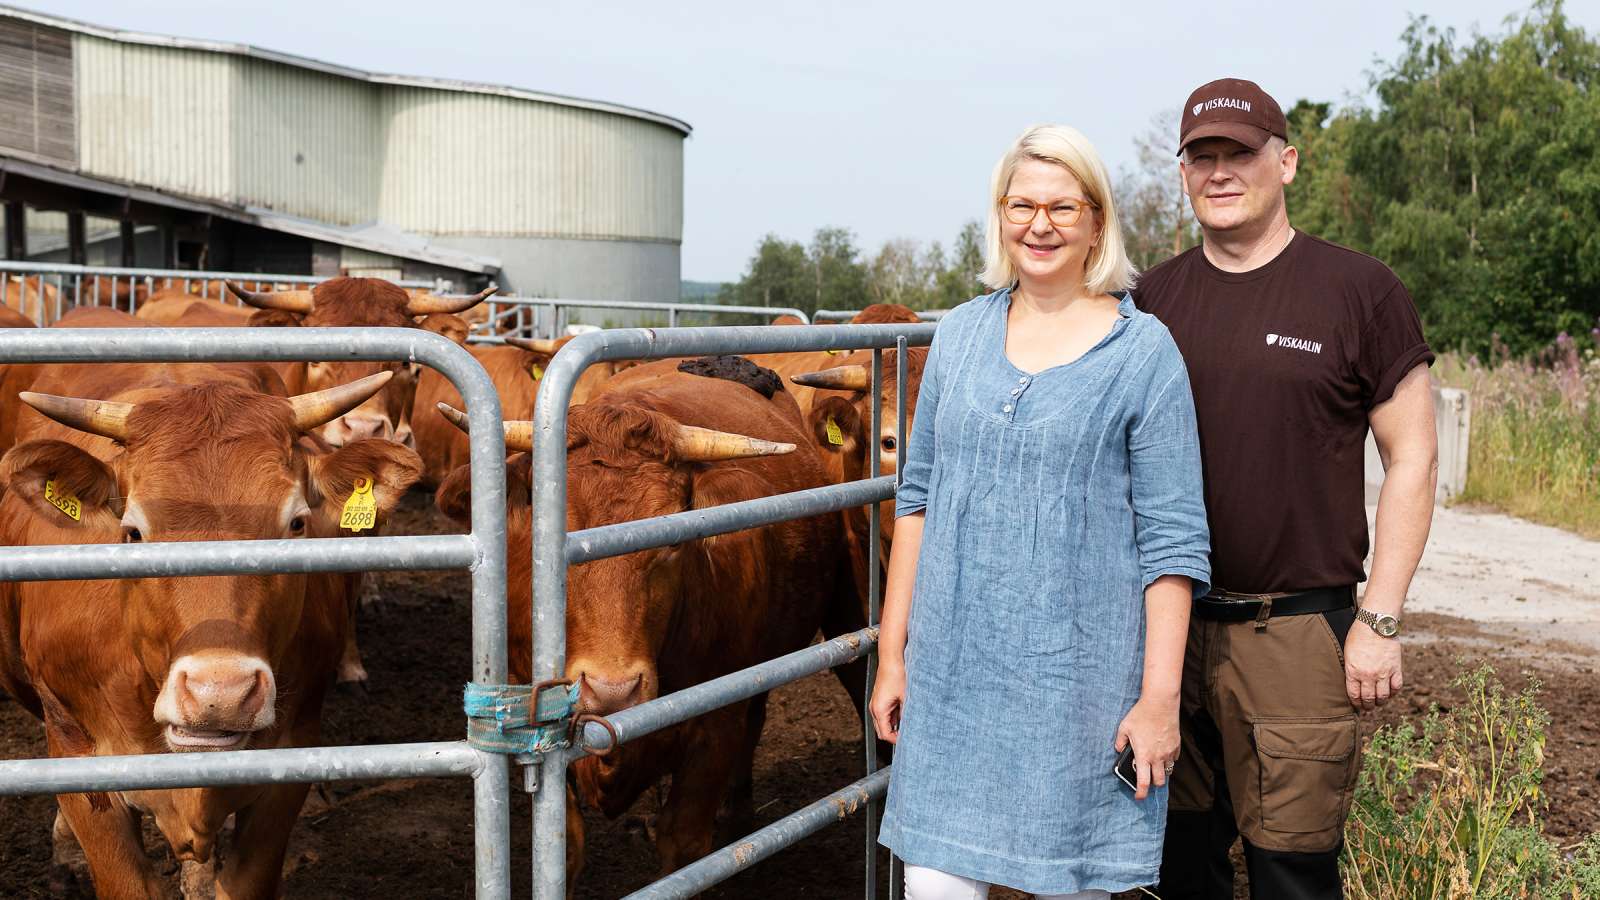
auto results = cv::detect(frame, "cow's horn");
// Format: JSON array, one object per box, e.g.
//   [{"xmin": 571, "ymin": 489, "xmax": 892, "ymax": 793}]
[
  {"xmin": 406, "ymin": 284, "xmax": 499, "ymax": 316},
  {"xmin": 672, "ymin": 425, "xmax": 794, "ymax": 462},
  {"xmin": 18, "ymin": 392, "xmax": 133, "ymax": 442},
  {"xmin": 790, "ymin": 365, "xmax": 870, "ymax": 392},
  {"xmin": 225, "ymin": 281, "xmax": 313, "ymax": 313},
  {"xmin": 436, "ymin": 402, "xmax": 534, "ymax": 452},
  {"xmin": 287, "ymin": 371, "xmax": 393, "ymax": 432},
  {"xmin": 503, "ymin": 336, "xmax": 561, "ymax": 355}
]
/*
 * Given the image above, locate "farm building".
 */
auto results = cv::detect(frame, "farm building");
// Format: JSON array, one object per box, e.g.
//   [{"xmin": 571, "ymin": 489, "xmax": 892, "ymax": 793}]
[{"xmin": 0, "ymin": 5, "xmax": 690, "ymax": 298}]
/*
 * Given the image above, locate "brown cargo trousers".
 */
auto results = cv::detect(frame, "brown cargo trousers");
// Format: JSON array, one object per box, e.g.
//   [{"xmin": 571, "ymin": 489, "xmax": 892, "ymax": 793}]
[{"xmin": 1155, "ymin": 603, "xmax": 1361, "ymax": 900}]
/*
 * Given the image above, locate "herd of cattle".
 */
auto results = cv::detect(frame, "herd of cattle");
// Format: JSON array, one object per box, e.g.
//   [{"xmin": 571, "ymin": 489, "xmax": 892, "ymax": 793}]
[{"xmin": 0, "ymin": 276, "xmax": 929, "ymax": 898}]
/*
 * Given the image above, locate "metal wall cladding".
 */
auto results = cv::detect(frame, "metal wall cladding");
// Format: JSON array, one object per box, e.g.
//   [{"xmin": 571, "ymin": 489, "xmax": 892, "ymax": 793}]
[
  {"xmin": 0, "ymin": 20, "xmax": 76, "ymax": 165},
  {"xmin": 69, "ymin": 35, "xmax": 684, "ymax": 244},
  {"xmin": 231, "ymin": 58, "xmax": 383, "ymax": 225},
  {"xmin": 75, "ymin": 36, "xmax": 235, "ymax": 199},
  {"xmin": 377, "ymin": 87, "xmax": 683, "ymax": 242}
]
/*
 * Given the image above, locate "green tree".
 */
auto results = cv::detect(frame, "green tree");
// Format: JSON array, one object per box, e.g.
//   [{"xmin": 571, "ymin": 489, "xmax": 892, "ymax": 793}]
[
  {"xmin": 933, "ymin": 219, "xmax": 987, "ymax": 307},
  {"xmin": 809, "ymin": 226, "xmax": 871, "ymax": 313},
  {"xmin": 1117, "ymin": 109, "xmax": 1200, "ymax": 272},
  {"xmin": 718, "ymin": 234, "xmax": 812, "ymax": 313},
  {"xmin": 1286, "ymin": 0, "xmax": 1600, "ymax": 354}
]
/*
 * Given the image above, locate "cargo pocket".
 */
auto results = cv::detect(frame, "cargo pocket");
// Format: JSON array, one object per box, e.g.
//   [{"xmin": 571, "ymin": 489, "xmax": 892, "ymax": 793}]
[{"xmin": 1253, "ymin": 716, "xmax": 1358, "ymax": 835}]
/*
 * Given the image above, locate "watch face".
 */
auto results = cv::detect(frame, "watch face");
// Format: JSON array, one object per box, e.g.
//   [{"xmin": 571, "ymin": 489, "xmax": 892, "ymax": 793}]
[{"xmin": 1376, "ymin": 616, "xmax": 1399, "ymax": 637}]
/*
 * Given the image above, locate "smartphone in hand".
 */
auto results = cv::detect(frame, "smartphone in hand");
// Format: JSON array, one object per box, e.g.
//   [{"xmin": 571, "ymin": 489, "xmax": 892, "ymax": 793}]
[{"xmin": 1114, "ymin": 745, "xmax": 1138, "ymax": 792}]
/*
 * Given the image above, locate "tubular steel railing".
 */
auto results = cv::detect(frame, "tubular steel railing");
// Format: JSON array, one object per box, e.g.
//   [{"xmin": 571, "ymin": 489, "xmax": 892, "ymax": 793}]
[
  {"xmin": 0, "ymin": 326, "xmax": 514, "ymax": 898},
  {"xmin": 527, "ymin": 322, "xmax": 935, "ymax": 899},
  {"xmin": 0, "ymin": 261, "xmax": 442, "ymax": 323},
  {"xmin": 468, "ymin": 296, "xmax": 810, "ymax": 344},
  {"xmin": 813, "ymin": 308, "xmax": 946, "ymax": 323}
]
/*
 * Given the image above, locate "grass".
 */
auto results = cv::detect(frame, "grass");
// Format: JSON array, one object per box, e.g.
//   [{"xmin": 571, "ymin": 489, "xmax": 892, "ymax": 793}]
[{"xmin": 1435, "ymin": 328, "xmax": 1600, "ymax": 538}]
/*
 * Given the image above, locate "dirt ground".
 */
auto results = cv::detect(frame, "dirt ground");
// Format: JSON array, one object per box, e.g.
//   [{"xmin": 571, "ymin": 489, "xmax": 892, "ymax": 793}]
[{"xmin": 1, "ymin": 494, "xmax": 1596, "ymax": 899}]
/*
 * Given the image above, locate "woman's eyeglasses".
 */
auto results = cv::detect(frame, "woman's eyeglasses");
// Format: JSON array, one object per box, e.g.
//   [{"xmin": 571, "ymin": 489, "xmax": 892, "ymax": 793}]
[{"xmin": 999, "ymin": 196, "xmax": 1098, "ymax": 228}]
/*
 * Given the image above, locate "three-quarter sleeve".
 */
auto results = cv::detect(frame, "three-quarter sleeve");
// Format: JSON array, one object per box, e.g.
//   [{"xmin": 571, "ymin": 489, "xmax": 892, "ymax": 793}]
[
  {"xmin": 1128, "ymin": 336, "xmax": 1211, "ymax": 598},
  {"xmin": 894, "ymin": 323, "xmax": 943, "ymax": 518}
]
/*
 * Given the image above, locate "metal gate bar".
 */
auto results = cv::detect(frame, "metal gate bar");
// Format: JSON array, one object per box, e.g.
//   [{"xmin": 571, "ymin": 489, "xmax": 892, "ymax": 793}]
[
  {"xmin": 0, "ymin": 326, "xmax": 512, "ymax": 899},
  {"xmin": 621, "ymin": 768, "xmax": 893, "ymax": 900},
  {"xmin": 471, "ymin": 296, "xmax": 811, "ymax": 343},
  {"xmin": 813, "ymin": 308, "xmax": 946, "ymax": 322},
  {"xmin": 528, "ymin": 322, "xmax": 934, "ymax": 900}
]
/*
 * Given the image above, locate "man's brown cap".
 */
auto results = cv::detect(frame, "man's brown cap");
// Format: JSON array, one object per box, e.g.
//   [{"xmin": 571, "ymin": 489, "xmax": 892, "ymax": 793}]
[{"xmin": 1177, "ymin": 78, "xmax": 1287, "ymax": 156}]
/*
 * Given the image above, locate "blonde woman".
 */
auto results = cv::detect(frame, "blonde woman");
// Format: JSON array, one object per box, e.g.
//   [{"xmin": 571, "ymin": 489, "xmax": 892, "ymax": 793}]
[{"xmin": 870, "ymin": 125, "xmax": 1211, "ymax": 899}]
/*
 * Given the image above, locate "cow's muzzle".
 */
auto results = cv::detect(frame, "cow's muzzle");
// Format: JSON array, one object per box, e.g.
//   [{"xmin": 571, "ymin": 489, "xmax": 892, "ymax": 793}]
[{"xmin": 153, "ymin": 653, "xmax": 276, "ymax": 751}]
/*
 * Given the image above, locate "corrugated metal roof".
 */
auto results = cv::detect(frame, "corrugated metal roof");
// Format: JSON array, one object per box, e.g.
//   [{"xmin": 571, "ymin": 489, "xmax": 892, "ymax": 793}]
[
  {"xmin": 0, "ymin": 154, "xmax": 503, "ymax": 273},
  {"xmin": 0, "ymin": 3, "xmax": 692, "ymax": 137}
]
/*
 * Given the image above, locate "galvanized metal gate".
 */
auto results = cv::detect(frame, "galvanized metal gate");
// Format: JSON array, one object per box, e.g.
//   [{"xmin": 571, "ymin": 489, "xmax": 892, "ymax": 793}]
[
  {"xmin": 523, "ymin": 322, "xmax": 935, "ymax": 899},
  {"xmin": 0, "ymin": 326, "xmax": 518, "ymax": 896},
  {"xmin": 0, "ymin": 319, "xmax": 936, "ymax": 897}
]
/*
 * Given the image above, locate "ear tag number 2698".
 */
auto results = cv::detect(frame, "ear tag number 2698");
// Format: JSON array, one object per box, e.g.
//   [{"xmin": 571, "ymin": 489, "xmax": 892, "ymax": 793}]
[
  {"xmin": 340, "ymin": 477, "xmax": 377, "ymax": 532},
  {"xmin": 44, "ymin": 479, "xmax": 82, "ymax": 522}
]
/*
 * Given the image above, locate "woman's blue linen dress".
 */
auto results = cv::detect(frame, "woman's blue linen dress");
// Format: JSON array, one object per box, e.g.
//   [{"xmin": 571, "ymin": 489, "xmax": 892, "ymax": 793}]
[{"xmin": 878, "ymin": 288, "xmax": 1211, "ymax": 894}]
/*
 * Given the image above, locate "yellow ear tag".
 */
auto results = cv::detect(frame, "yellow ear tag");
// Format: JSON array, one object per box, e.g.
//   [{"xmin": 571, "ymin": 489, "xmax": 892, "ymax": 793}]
[
  {"xmin": 824, "ymin": 417, "xmax": 844, "ymax": 446},
  {"xmin": 531, "ymin": 365, "xmax": 543, "ymax": 381},
  {"xmin": 44, "ymin": 479, "xmax": 82, "ymax": 521},
  {"xmin": 339, "ymin": 477, "xmax": 377, "ymax": 532},
  {"xmin": 824, "ymin": 349, "xmax": 844, "ymax": 356}
]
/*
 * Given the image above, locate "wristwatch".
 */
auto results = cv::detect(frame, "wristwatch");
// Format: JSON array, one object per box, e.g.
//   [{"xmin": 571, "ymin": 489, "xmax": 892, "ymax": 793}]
[{"xmin": 1354, "ymin": 607, "xmax": 1401, "ymax": 637}]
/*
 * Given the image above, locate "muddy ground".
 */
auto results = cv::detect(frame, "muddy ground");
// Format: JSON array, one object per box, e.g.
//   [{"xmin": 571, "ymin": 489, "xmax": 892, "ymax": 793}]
[{"xmin": 1, "ymin": 494, "xmax": 1596, "ymax": 898}]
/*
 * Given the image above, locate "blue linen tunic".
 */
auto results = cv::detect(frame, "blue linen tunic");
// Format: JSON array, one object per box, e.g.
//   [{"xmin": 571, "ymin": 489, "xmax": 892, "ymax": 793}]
[{"xmin": 878, "ymin": 288, "xmax": 1211, "ymax": 894}]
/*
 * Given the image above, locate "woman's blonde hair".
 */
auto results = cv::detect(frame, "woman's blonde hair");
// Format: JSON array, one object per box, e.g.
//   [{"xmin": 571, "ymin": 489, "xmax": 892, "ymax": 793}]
[{"xmin": 980, "ymin": 124, "xmax": 1137, "ymax": 295}]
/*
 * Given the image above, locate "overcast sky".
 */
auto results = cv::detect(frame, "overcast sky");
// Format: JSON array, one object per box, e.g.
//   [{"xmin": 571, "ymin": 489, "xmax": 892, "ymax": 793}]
[{"xmin": 37, "ymin": 0, "xmax": 1597, "ymax": 283}]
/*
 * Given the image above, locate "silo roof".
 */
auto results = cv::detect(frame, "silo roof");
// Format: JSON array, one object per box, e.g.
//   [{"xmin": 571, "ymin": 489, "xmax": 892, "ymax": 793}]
[{"xmin": 0, "ymin": 4, "xmax": 693, "ymax": 137}]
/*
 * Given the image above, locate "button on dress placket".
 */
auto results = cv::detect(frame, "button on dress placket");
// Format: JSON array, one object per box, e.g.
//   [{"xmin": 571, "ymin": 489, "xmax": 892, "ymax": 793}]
[{"xmin": 1003, "ymin": 375, "xmax": 1032, "ymax": 418}]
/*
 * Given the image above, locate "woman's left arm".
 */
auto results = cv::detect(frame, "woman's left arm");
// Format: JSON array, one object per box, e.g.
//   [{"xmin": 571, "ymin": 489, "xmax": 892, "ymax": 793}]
[{"xmin": 1115, "ymin": 334, "xmax": 1212, "ymax": 801}]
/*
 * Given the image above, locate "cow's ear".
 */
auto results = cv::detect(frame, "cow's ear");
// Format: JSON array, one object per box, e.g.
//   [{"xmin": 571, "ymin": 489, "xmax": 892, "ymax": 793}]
[
  {"xmin": 436, "ymin": 452, "xmax": 530, "ymax": 524},
  {"xmin": 520, "ymin": 351, "xmax": 553, "ymax": 383},
  {"xmin": 807, "ymin": 396, "xmax": 862, "ymax": 457},
  {"xmin": 0, "ymin": 440, "xmax": 120, "ymax": 529},
  {"xmin": 307, "ymin": 440, "xmax": 423, "ymax": 531},
  {"xmin": 417, "ymin": 313, "xmax": 470, "ymax": 346},
  {"xmin": 248, "ymin": 309, "xmax": 304, "ymax": 328}
]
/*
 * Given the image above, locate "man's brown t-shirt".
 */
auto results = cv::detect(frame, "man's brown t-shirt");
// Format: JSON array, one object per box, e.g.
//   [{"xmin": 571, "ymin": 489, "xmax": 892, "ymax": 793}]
[{"xmin": 1133, "ymin": 233, "xmax": 1433, "ymax": 594}]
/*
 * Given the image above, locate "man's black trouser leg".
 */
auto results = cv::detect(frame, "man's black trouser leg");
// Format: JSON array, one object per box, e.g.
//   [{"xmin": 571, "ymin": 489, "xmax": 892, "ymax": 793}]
[
  {"xmin": 1242, "ymin": 841, "xmax": 1343, "ymax": 900},
  {"xmin": 1157, "ymin": 708, "xmax": 1236, "ymax": 900}
]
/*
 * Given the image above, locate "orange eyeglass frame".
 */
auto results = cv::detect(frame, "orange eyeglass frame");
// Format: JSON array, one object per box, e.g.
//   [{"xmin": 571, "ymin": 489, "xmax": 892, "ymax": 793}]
[{"xmin": 999, "ymin": 196, "xmax": 1098, "ymax": 228}]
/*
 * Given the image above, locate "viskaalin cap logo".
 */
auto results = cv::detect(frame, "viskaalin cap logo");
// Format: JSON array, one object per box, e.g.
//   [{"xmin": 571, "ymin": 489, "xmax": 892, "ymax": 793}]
[{"xmin": 1177, "ymin": 77, "xmax": 1287, "ymax": 156}]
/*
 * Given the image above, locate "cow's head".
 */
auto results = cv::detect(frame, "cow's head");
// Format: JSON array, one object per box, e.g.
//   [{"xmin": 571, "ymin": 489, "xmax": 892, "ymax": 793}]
[
  {"xmin": 227, "ymin": 278, "xmax": 494, "ymax": 449},
  {"xmin": 2, "ymin": 374, "xmax": 421, "ymax": 751},
  {"xmin": 793, "ymin": 347, "xmax": 929, "ymax": 480},
  {"xmin": 432, "ymin": 402, "xmax": 791, "ymax": 717}
]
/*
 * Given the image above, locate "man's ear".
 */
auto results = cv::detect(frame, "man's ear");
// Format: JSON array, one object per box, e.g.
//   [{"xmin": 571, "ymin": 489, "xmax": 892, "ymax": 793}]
[
  {"xmin": 0, "ymin": 440, "xmax": 121, "ymax": 530},
  {"xmin": 307, "ymin": 439, "xmax": 423, "ymax": 533}
]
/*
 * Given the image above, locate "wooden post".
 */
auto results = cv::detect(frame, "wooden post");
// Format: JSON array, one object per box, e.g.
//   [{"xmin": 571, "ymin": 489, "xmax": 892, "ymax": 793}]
[
  {"xmin": 160, "ymin": 225, "xmax": 175, "ymax": 269},
  {"xmin": 4, "ymin": 203, "xmax": 26, "ymax": 260},
  {"xmin": 67, "ymin": 211, "xmax": 86, "ymax": 265},
  {"xmin": 120, "ymin": 220, "xmax": 135, "ymax": 267}
]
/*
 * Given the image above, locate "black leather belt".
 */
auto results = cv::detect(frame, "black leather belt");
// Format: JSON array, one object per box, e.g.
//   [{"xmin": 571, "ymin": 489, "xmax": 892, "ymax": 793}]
[{"xmin": 1195, "ymin": 585, "xmax": 1355, "ymax": 626}]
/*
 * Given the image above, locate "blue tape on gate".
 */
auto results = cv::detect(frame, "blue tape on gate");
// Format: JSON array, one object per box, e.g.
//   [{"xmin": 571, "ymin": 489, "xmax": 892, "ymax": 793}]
[{"xmin": 463, "ymin": 681, "xmax": 580, "ymax": 755}]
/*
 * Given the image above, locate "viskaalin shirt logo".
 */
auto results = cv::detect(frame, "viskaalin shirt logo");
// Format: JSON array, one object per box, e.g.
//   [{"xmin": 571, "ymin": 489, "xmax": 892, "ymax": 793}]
[{"xmin": 1265, "ymin": 332, "xmax": 1323, "ymax": 354}]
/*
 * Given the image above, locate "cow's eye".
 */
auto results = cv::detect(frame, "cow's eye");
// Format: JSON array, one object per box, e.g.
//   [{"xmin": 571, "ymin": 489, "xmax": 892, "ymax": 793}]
[
  {"xmin": 881, "ymin": 436, "xmax": 898, "ymax": 452},
  {"xmin": 121, "ymin": 526, "xmax": 143, "ymax": 544},
  {"xmin": 288, "ymin": 515, "xmax": 307, "ymax": 536}
]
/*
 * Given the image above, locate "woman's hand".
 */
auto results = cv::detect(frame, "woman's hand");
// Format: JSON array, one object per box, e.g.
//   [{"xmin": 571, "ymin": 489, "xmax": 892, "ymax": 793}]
[
  {"xmin": 1114, "ymin": 695, "xmax": 1180, "ymax": 801},
  {"xmin": 869, "ymin": 661, "xmax": 906, "ymax": 744}
]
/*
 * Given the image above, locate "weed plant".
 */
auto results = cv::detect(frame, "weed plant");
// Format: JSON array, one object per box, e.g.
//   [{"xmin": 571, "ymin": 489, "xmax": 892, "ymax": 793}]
[
  {"xmin": 1436, "ymin": 324, "xmax": 1600, "ymax": 537},
  {"xmin": 1341, "ymin": 664, "xmax": 1600, "ymax": 898}
]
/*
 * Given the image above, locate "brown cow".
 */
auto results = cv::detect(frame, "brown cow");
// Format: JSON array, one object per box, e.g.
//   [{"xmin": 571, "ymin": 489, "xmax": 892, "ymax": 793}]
[
  {"xmin": 0, "ymin": 366, "xmax": 420, "ymax": 899},
  {"xmin": 744, "ymin": 304, "xmax": 921, "ymax": 416},
  {"xmin": 2, "ymin": 275, "xmax": 60, "ymax": 324},
  {"xmin": 409, "ymin": 319, "xmax": 553, "ymax": 489},
  {"xmin": 0, "ymin": 303, "xmax": 36, "ymax": 329},
  {"xmin": 434, "ymin": 358, "xmax": 851, "ymax": 879},
  {"xmin": 224, "ymin": 278, "xmax": 494, "ymax": 448},
  {"xmin": 0, "ymin": 308, "xmax": 146, "ymax": 456},
  {"xmin": 134, "ymin": 292, "xmax": 255, "ymax": 327}
]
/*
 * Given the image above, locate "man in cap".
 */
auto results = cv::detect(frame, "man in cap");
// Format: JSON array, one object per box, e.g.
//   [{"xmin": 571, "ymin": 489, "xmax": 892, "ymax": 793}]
[{"xmin": 1134, "ymin": 78, "xmax": 1438, "ymax": 898}]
